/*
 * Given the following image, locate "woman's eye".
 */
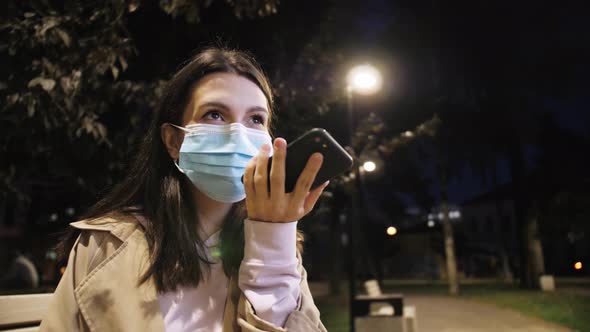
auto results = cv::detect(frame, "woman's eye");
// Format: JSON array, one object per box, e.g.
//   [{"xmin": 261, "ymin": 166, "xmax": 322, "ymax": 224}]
[
  {"xmin": 252, "ymin": 115, "xmax": 265, "ymax": 125},
  {"xmin": 204, "ymin": 111, "xmax": 223, "ymax": 121}
]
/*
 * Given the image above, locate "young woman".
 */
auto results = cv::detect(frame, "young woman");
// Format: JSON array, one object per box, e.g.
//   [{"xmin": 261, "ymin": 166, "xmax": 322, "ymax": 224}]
[{"xmin": 40, "ymin": 47, "xmax": 328, "ymax": 332}]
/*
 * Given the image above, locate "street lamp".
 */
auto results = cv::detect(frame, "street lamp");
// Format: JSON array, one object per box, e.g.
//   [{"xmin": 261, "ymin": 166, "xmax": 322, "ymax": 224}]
[
  {"xmin": 346, "ymin": 63, "xmax": 383, "ymax": 150},
  {"xmin": 346, "ymin": 63, "xmax": 382, "ymax": 332},
  {"xmin": 386, "ymin": 226, "xmax": 398, "ymax": 236},
  {"xmin": 362, "ymin": 160, "xmax": 376, "ymax": 172},
  {"xmin": 347, "ymin": 64, "xmax": 383, "ymax": 96}
]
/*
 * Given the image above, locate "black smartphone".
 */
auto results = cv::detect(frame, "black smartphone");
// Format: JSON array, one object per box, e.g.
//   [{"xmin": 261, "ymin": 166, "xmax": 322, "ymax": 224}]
[{"xmin": 268, "ymin": 128, "xmax": 353, "ymax": 193}]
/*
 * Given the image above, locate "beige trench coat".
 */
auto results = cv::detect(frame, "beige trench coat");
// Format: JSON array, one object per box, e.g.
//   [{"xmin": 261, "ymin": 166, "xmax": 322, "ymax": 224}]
[{"xmin": 39, "ymin": 212, "xmax": 326, "ymax": 332}]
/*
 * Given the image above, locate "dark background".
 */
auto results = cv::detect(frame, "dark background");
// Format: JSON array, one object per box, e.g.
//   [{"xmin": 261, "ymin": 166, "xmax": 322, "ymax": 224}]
[{"xmin": 1, "ymin": 0, "xmax": 589, "ymax": 292}]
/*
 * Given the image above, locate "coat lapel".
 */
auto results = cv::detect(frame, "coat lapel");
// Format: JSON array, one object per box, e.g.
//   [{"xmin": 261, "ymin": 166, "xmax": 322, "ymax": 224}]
[{"xmin": 74, "ymin": 229, "xmax": 165, "ymax": 332}]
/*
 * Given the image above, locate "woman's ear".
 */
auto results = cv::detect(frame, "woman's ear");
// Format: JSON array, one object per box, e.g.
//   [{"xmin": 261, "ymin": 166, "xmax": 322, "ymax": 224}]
[{"xmin": 160, "ymin": 123, "xmax": 183, "ymax": 160}]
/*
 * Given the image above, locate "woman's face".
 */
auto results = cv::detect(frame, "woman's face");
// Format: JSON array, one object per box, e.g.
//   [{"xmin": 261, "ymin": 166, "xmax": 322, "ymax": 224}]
[
  {"xmin": 162, "ymin": 72, "xmax": 270, "ymax": 161},
  {"xmin": 182, "ymin": 72, "xmax": 270, "ymax": 131}
]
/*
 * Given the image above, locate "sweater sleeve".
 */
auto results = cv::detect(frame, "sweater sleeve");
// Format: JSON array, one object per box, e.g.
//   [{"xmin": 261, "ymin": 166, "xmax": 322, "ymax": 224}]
[{"xmin": 238, "ymin": 219, "xmax": 301, "ymax": 328}]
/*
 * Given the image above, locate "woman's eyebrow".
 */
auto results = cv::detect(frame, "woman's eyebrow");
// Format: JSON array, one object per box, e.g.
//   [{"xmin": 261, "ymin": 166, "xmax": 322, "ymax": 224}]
[
  {"xmin": 247, "ymin": 106, "xmax": 268, "ymax": 114},
  {"xmin": 198, "ymin": 102, "xmax": 267, "ymax": 114},
  {"xmin": 198, "ymin": 101, "xmax": 229, "ymax": 111}
]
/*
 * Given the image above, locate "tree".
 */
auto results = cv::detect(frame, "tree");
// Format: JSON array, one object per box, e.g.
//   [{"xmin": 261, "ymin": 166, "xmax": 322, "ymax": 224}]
[
  {"xmin": 387, "ymin": 0, "xmax": 590, "ymax": 288},
  {"xmin": 0, "ymin": 0, "xmax": 281, "ymax": 221}
]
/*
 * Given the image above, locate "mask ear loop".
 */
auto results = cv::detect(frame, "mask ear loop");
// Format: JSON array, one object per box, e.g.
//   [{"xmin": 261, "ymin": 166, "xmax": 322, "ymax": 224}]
[
  {"xmin": 174, "ymin": 161, "xmax": 186, "ymax": 174},
  {"xmin": 169, "ymin": 123, "xmax": 190, "ymax": 132},
  {"xmin": 167, "ymin": 123, "xmax": 188, "ymax": 174}
]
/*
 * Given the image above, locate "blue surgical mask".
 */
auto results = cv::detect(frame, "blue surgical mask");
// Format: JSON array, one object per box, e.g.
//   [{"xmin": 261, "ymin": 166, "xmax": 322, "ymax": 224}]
[{"xmin": 171, "ymin": 123, "xmax": 273, "ymax": 203}]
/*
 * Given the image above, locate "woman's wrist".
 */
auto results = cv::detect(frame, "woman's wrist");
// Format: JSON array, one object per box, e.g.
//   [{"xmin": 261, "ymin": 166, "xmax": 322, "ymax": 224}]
[{"xmin": 243, "ymin": 219, "xmax": 298, "ymax": 265}]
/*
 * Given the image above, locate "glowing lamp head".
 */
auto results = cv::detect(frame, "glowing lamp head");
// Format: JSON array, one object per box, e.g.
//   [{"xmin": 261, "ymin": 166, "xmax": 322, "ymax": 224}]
[
  {"xmin": 347, "ymin": 64, "xmax": 383, "ymax": 95},
  {"xmin": 362, "ymin": 161, "xmax": 376, "ymax": 172},
  {"xmin": 386, "ymin": 226, "xmax": 398, "ymax": 236},
  {"xmin": 574, "ymin": 261, "xmax": 583, "ymax": 270}
]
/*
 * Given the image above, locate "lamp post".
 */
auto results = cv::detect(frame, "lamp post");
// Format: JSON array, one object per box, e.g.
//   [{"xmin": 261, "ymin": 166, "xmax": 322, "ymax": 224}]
[{"xmin": 346, "ymin": 63, "xmax": 382, "ymax": 332}]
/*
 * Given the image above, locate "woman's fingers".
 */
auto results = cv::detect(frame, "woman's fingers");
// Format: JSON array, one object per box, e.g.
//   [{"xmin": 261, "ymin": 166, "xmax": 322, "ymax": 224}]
[
  {"xmin": 254, "ymin": 143, "xmax": 271, "ymax": 199},
  {"xmin": 303, "ymin": 181, "xmax": 329, "ymax": 214},
  {"xmin": 247, "ymin": 145, "xmax": 328, "ymax": 223},
  {"xmin": 269, "ymin": 138, "xmax": 286, "ymax": 197},
  {"xmin": 292, "ymin": 152, "xmax": 323, "ymax": 203},
  {"xmin": 244, "ymin": 156, "xmax": 257, "ymax": 212}
]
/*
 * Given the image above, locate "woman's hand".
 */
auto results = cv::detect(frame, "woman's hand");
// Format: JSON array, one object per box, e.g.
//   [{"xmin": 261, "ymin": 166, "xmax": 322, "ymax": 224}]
[{"xmin": 243, "ymin": 137, "xmax": 329, "ymax": 223}]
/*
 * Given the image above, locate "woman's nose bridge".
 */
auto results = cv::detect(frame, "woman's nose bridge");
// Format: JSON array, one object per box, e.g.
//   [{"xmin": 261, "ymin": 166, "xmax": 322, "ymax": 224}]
[{"xmin": 227, "ymin": 109, "xmax": 247, "ymax": 125}]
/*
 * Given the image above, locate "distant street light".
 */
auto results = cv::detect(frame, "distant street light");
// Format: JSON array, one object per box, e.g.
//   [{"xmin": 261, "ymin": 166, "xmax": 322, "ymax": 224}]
[
  {"xmin": 347, "ymin": 64, "xmax": 383, "ymax": 95},
  {"xmin": 574, "ymin": 261, "xmax": 583, "ymax": 270},
  {"xmin": 429, "ymin": 210, "xmax": 462, "ymax": 221},
  {"xmin": 386, "ymin": 226, "xmax": 398, "ymax": 236},
  {"xmin": 362, "ymin": 161, "xmax": 376, "ymax": 172},
  {"xmin": 65, "ymin": 207, "xmax": 75, "ymax": 217},
  {"xmin": 449, "ymin": 211, "xmax": 461, "ymax": 219}
]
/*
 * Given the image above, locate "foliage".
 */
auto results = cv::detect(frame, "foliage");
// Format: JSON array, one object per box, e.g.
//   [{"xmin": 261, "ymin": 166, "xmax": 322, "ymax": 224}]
[
  {"xmin": 2, "ymin": 2, "xmax": 137, "ymax": 203},
  {"xmin": 0, "ymin": 0, "xmax": 278, "ymax": 210},
  {"xmin": 353, "ymin": 112, "xmax": 440, "ymax": 210},
  {"xmin": 2, "ymin": 0, "xmax": 588, "ymax": 234},
  {"xmin": 158, "ymin": 0, "xmax": 279, "ymax": 22}
]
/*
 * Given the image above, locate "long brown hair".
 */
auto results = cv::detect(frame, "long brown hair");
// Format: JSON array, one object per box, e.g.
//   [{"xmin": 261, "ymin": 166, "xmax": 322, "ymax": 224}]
[{"xmin": 60, "ymin": 47, "xmax": 276, "ymax": 292}]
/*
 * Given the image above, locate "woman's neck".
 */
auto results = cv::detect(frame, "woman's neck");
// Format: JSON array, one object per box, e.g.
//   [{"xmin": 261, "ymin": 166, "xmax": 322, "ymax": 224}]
[{"xmin": 193, "ymin": 187, "xmax": 233, "ymax": 240}]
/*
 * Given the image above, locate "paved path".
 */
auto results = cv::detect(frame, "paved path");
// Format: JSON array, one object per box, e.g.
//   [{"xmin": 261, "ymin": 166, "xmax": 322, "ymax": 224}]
[{"xmin": 405, "ymin": 294, "xmax": 572, "ymax": 332}]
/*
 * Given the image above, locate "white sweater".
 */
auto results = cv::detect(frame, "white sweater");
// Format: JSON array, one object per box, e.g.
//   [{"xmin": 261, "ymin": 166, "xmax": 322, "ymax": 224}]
[{"xmin": 136, "ymin": 217, "xmax": 301, "ymax": 332}]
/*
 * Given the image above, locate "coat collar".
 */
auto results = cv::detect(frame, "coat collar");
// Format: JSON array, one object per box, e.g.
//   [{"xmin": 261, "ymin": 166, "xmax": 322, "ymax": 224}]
[{"xmin": 70, "ymin": 212, "xmax": 140, "ymax": 242}]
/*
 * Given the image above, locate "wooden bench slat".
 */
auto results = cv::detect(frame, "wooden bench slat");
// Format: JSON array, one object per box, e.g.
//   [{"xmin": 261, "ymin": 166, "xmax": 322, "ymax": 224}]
[
  {"xmin": 1, "ymin": 327, "xmax": 40, "ymax": 332},
  {"xmin": 0, "ymin": 294, "xmax": 52, "ymax": 328}
]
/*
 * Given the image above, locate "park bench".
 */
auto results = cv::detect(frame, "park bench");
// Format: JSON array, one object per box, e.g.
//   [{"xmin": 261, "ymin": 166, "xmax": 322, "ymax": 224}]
[
  {"xmin": 352, "ymin": 280, "xmax": 418, "ymax": 332},
  {"xmin": 0, "ymin": 293, "xmax": 51, "ymax": 332}
]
